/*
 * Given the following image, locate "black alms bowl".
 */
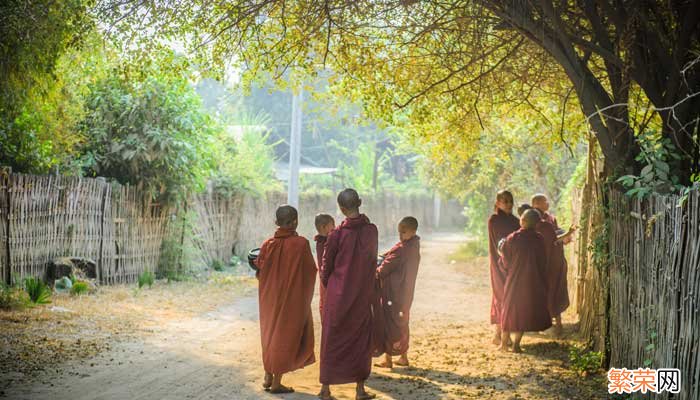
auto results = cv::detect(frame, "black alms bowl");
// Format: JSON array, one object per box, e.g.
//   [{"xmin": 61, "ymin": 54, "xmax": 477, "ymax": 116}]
[{"xmin": 247, "ymin": 248, "xmax": 261, "ymax": 272}]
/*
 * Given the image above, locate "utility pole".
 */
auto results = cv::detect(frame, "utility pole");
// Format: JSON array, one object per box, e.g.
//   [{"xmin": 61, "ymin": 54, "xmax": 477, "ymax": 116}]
[{"xmin": 287, "ymin": 88, "xmax": 303, "ymax": 208}]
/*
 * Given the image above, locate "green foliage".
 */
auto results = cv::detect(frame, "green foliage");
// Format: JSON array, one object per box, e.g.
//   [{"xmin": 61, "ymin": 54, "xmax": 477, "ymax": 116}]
[
  {"xmin": 77, "ymin": 56, "xmax": 216, "ymax": 203},
  {"xmin": 569, "ymin": 345, "xmax": 603, "ymax": 376},
  {"xmin": 138, "ymin": 271, "xmax": 155, "ymax": 289},
  {"xmin": 230, "ymin": 255, "xmax": 241, "ymax": 266},
  {"xmin": 451, "ymin": 239, "xmax": 488, "ymax": 262},
  {"xmin": 0, "ymin": 0, "xmax": 92, "ymax": 173},
  {"xmin": 158, "ymin": 210, "xmax": 199, "ymax": 281},
  {"xmin": 23, "ymin": 277, "xmax": 51, "ymax": 305},
  {"xmin": 210, "ymin": 109, "xmax": 280, "ymax": 196},
  {"xmin": 617, "ymin": 131, "xmax": 683, "ymax": 199},
  {"xmin": 70, "ymin": 281, "xmax": 89, "ymax": 295},
  {"xmin": 211, "ymin": 260, "xmax": 225, "ymax": 272},
  {"xmin": 0, "ymin": 283, "xmax": 30, "ymax": 310}
]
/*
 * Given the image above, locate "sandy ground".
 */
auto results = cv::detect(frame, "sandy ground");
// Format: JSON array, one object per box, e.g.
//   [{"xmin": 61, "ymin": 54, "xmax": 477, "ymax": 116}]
[{"xmin": 1, "ymin": 233, "xmax": 606, "ymax": 399}]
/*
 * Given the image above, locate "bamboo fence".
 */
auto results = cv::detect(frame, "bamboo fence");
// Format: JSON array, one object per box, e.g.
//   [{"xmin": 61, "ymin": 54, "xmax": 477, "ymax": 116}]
[
  {"xmin": 605, "ymin": 189, "xmax": 699, "ymax": 400},
  {"xmin": 0, "ymin": 172, "xmax": 460, "ymax": 285}
]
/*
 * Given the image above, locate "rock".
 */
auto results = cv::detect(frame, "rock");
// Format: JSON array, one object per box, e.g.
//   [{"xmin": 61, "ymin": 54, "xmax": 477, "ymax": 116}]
[{"xmin": 49, "ymin": 306, "xmax": 73, "ymax": 313}]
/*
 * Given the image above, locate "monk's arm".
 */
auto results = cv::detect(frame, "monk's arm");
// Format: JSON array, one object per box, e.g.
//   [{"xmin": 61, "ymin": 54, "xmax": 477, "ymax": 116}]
[
  {"xmin": 320, "ymin": 233, "xmax": 338, "ymax": 287},
  {"xmin": 377, "ymin": 250, "xmax": 401, "ymax": 278}
]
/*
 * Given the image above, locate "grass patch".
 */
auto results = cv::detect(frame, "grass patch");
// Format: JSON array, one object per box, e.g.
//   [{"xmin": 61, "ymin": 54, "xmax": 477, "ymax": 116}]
[
  {"xmin": 138, "ymin": 271, "xmax": 155, "ymax": 289},
  {"xmin": 451, "ymin": 239, "xmax": 488, "ymax": 261},
  {"xmin": 24, "ymin": 277, "xmax": 51, "ymax": 305},
  {"xmin": 569, "ymin": 345, "xmax": 603, "ymax": 376},
  {"xmin": 70, "ymin": 281, "xmax": 89, "ymax": 296},
  {"xmin": 0, "ymin": 283, "xmax": 30, "ymax": 310}
]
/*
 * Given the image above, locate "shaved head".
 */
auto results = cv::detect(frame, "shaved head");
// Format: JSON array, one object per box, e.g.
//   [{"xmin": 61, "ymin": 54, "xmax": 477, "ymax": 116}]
[
  {"xmin": 275, "ymin": 205, "xmax": 298, "ymax": 228},
  {"xmin": 315, "ymin": 213, "xmax": 334, "ymax": 230},
  {"xmin": 520, "ymin": 209, "xmax": 541, "ymax": 229},
  {"xmin": 337, "ymin": 188, "xmax": 361, "ymax": 211},
  {"xmin": 399, "ymin": 216, "xmax": 418, "ymax": 231},
  {"xmin": 531, "ymin": 193, "xmax": 548, "ymax": 204}
]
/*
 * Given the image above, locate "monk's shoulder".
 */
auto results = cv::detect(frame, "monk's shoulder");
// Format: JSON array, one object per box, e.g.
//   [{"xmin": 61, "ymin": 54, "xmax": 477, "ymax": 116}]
[{"xmin": 288, "ymin": 234, "xmax": 310, "ymax": 247}]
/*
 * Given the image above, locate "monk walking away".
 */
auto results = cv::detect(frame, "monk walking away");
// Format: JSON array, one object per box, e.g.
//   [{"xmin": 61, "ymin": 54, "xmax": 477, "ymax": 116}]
[
  {"xmin": 314, "ymin": 213, "xmax": 335, "ymax": 323},
  {"xmin": 319, "ymin": 189, "xmax": 378, "ymax": 400},
  {"xmin": 531, "ymin": 194, "xmax": 576, "ymax": 336},
  {"xmin": 374, "ymin": 216, "xmax": 421, "ymax": 369},
  {"xmin": 499, "ymin": 209, "xmax": 551, "ymax": 353},
  {"xmin": 487, "ymin": 190, "xmax": 520, "ymax": 346},
  {"xmin": 255, "ymin": 205, "xmax": 317, "ymax": 394}
]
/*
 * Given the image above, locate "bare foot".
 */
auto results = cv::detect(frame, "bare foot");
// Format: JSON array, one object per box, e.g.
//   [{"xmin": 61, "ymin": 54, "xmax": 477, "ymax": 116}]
[
  {"xmin": 318, "ymin": 390, "xmax": 337, "ymax": 400},
  {"xmin": 512, "ymin": 346, "xmax": 523, "ymax": 353},
  {"xmin": 374, "ymin": 360, "xmax": 393, "ymax": 368},
  {"xmin": 491, "ymin": 335, "xmax": 501, "ymax": 345},
  {"xmin": 497, "ymin": 344, "xmax": 509, "ymax": 352},
  {"xmin": 263, "ymin": 372, "xmax": 273, "ymax": 390},
  {"xmin": 394, "ymin": 358, "xmax": 409, "ymax": 367},
  {"xmin": 356, "ymin": 391, "xmax": 377, "ymax": 400},
  {"xmin": 269, "ymin": 384, "xmax": 294, "ymax": 394}
]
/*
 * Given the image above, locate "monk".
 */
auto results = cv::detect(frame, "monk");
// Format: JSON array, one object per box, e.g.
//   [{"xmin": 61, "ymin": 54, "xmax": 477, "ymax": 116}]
[
  {"xmin": 487, "ymin": 190, "xmax": 520, "ymax": 345},
  {"xmin": 531, "ymin": 194, "xmax": 576, "ymax": 335},
  {"xmin": 314, "ymin": 213, "xmax": 335, "ymax": 323},
  {"xmin": 499, "ymin": 209, "xmax": 552, "ymax": 353},
  {"xmin": 319, "ymin": 188, "xmax": 378, "ymax": 400},
  {"xmin": 255, "ymin": 205, "xmax": 317, "ymax": 394},
  {"xmin": 374, "ymin": 216, "xmax": 421, "ymax": 369}
]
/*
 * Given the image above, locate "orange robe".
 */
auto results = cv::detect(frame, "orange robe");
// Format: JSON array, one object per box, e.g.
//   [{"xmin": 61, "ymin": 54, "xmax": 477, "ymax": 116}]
[
  {"xmin": 255, "ymin": 228, "xmax": 317, "ymax": 374},
  {"xmin": 376, "ymin": 236, "xmax": 421, "ymax": 356}
]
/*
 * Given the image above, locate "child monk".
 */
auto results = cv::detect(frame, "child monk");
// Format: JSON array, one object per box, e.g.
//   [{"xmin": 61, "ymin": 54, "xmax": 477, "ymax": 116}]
[
  {"xmin": 487, "ymin": 190, "xmax": 520, "ymax": 345},
  {"xmin": 499, "ymin": 209, "xmax": 551, "ymax": 353},
  {"xmin": 374, "ymin": 216, "xmax": 421, "ymax": 369},
  {"xmin": 255, "ymin": 205, "xmax": 317, "ymax": 394},
  {"xmin": 531, "ymin": 194, "xmax": 576, "ymax": 335},
  {"xmin": 314, "ymin": 213, "xmax": 335, "ymax": 322},
  {"xmin": 319, "ymin": 189, "xmax": 378, "ymax": 400}
]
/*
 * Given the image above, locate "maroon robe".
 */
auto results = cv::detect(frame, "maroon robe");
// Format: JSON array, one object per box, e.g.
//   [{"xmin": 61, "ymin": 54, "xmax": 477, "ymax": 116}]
[
  {"xmin": 320, "ymin": 214, "xmax": 378, "ymax": 385},
  {"xmin": 314, "ymin": 234, "xmax": 327, "ymax": 323},
  {"xmin": 535, "ymin": 219, "xmax": 570, "ymax": 316},
  {"xmin": 376, "ymin": 236, "xmax": 421, "ymax": 356},
  {"xmin": 500, "ymin": 228, "xmax": 552, "ymax": 332},
  {"xmin": 255, "ymin": 228, "xmax": 317, "ymax": 374},
  {"xmin": 487, "ymin": 209, "xmax": 520, "ymax": 324}
]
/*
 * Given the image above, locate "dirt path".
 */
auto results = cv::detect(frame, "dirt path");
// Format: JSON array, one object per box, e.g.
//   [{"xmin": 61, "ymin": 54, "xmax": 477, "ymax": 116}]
[{"xmin": 2, "ymin": 233, "xmax": 605, "ymax": 399}]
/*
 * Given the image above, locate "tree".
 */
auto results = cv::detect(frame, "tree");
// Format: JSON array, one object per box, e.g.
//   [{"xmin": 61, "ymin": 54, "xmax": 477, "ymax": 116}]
[
  {"xmin": 1, "ymin": 0, "xmax": 92, "ymax": 173},
  {"xmin": 96, "ymin": 0, "xmax": 700, "ymax": 184}
]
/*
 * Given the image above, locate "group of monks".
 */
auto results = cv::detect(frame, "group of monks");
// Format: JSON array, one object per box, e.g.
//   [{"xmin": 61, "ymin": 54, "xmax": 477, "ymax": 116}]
[
  {"xmin": 254, "ymin": 188, "xmax": 421, "ymax": 399},
  {"xmin": 487, "ymin": 190, "xmax": 576, "ymax": 353}
]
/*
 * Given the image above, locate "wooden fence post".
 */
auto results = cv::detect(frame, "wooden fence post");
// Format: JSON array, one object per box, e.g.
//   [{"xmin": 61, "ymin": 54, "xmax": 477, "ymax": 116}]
[
  {"xmin": 96, "ymin": 177, "xmax": 108, "ymax": 284},
  {"xmin": 1, "ymin": 167, "xmax": 10, "ymax": 285}
]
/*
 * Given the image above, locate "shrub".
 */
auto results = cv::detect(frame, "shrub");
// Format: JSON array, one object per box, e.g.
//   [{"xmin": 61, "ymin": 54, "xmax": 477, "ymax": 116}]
[
  {"xmin": 0, "ymin": 283, "xmax": 30, "ymax": 310},
  {"xmin": 24, "ymin": 277, "xmax": 52, "ymax": 304},
  {"xmin": 138, "ymin": 271, "xmax": 155, "ymax": 289},
  {"xmin": 211, "ymin": 259, "xmax": 225, "ymax": 271},
  {"xmin": 569, "ymin": 345, "xmax": 603, "ymax": 376},
  {"xmin": 70, "ymin": 281, "xmax": 89, "ymax": 295}
]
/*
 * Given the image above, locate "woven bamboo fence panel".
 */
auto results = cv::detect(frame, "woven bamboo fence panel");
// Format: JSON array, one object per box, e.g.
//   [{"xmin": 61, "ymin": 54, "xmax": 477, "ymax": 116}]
[
  {"xmin": 3, "ymin": 174, "xmax": 108, "ymax": 282},
  {"xmin": 606, "ymin": 189, "xmax": 699, "ymax": 399},
  {"xmin": 190, "ymin": 191, "xmax": 245, "ymax": 267},
  {"xmin": 105, "ymin": 185, "xmax": 171, "ymax": 284}
]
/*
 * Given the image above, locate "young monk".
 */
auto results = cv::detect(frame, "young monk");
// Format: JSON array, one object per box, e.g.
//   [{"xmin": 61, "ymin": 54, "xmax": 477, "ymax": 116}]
[
  {"xmin": 487, "ymin": 190, "xmax": 520, "ymax": 345},
  {"xmin": 374, "ymin": 216, "xmax": 421, "ymax": 369},
  {"xmin": 499, "ymin": 209, "xmax": 552, "ymax": 353},
  {"xmin": 314, "ymin": 213, "xmax": 335, "ymax": 323},
  {"xmin": 531, "ymin": 194, "xmax": 576, "ymax": 335},
  {"xmin": 255, "ymin": 205, "xmax": 317, "ymax": 394},
  {"xmin": 319, "ymin": 189, "xmax": 378, "ymax": 400}
]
